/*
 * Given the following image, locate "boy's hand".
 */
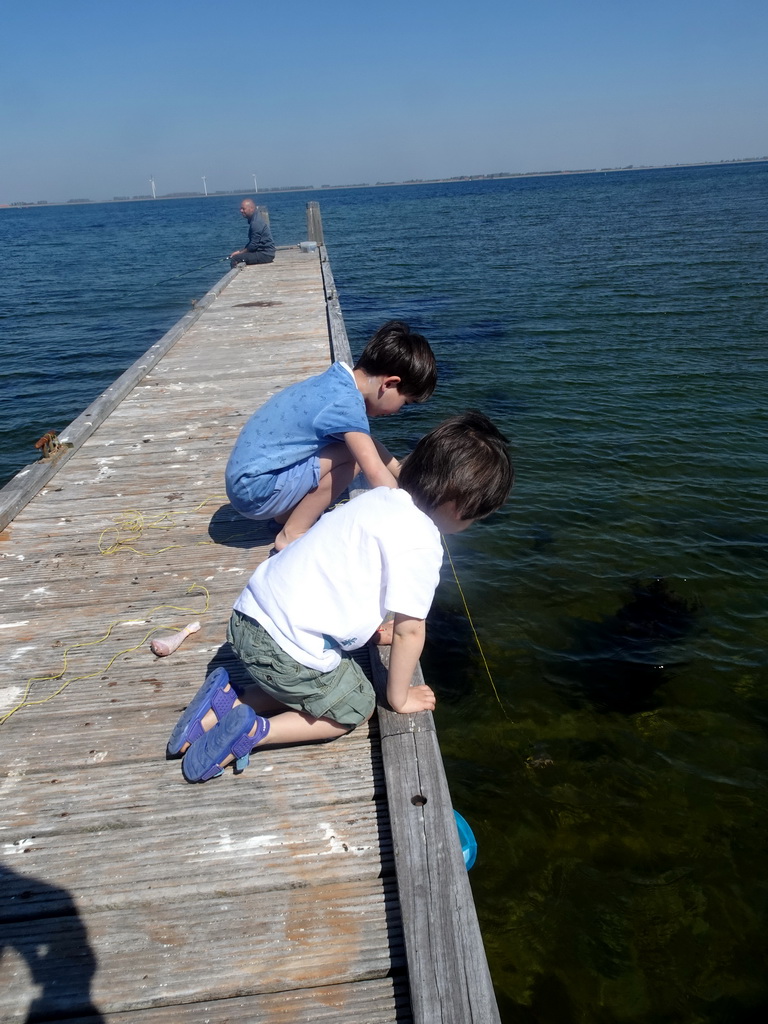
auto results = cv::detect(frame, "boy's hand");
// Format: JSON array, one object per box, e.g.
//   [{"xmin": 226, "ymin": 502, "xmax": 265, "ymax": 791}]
[{"xmin": 396, "ymin": 684, "xmax": 436, "ymax": 714}]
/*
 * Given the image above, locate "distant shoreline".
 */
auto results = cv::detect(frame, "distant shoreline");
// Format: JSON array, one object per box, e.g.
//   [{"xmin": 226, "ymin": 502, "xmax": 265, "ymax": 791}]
[{"xmin": 3, "ymin": 157, "xmax": 767, "ymax": 209}]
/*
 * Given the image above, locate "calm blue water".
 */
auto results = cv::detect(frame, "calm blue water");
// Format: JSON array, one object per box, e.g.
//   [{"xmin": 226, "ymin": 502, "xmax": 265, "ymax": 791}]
[{"xmin": 2, "ymin": 166, "xmax": 768, "ymax": 1023}]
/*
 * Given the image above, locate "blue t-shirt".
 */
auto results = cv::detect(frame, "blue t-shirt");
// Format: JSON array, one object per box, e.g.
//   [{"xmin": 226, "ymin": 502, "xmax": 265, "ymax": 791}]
[{"xmin": 225, "ymin": 361, "xmax": 369, "ymax": 507}]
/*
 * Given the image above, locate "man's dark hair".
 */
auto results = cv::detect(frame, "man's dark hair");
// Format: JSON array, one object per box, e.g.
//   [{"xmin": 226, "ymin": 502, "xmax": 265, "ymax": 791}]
[
  {"xmin": 399, "ymin": 411, "xmax": 513, "ymax": 520},
  {"xmin": 353, "ymin": 320, "xmax": 437, "ymax": 402}
]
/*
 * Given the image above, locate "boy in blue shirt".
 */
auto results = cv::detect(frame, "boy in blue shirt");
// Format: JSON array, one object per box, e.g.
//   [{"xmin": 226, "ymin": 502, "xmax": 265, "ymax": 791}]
[
  {"xmin": 169, "ymin": 412, "xmax": 513, "ymax": 782},
  {"xmin": 225, "ymin": 321, "xmax": 436, "ymax": 551}
]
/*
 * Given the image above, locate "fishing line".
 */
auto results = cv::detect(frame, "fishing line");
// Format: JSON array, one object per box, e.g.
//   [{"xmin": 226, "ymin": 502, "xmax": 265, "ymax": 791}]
[
  {"xmin": 153, "ymin": 256, "xmax": 231, "ymax": 287},
  {"xmin": 442, "ymin": 538, "xmax": 510, "ymax": 719}
]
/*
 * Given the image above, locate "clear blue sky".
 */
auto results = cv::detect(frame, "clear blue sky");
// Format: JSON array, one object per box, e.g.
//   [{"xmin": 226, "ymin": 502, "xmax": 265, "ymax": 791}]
[{"xmin": 1, "ymin": 0, "xmax": 766, "ymax": 204}]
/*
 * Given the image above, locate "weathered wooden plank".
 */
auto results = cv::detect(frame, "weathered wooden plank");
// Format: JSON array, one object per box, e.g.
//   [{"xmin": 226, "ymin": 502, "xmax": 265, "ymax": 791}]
[
  {"xmin": 381, "ymin": 729, "xmax": 499, "ymax": 1024},
  {"xmin": 0, "ymin": 573, "xmax": 252, "ymax": 614},
  {"xmin": 371, "ymin": 649, "xmax": 502, "ymax": 1024},
  {"xmin": 0, "ymin": 878, "xmax": 404, "ymax": 1019},
  {"xmin": 319, "ymin": 246, "xmax": 353, "ymax": 364},
  {"xmin": 1, "ymin": 750, "xmax": 383, "ymax": 831},
  {"xmin": 2, "ymin": 791, "xmax": 391, "ymax": 916},
  {"xmin": 1, "ymin": 645, "xmax": 381, "ymax": 753},
  {"xmin": 306, "ymin": 201, "xmax": 325, "ymax": 246},
  {"xmin": 1, "ymin": 509, "xmax": 266, "ymax": 554},
  {"xmin": 1, "ymin": 702, "xmax": 378, "ymax": 782},
  {"xmin": 0, "ymin": 588, "xmax": 247, "ymax": 638},
  {"xmin": 56, "ymin": 978, "xmax": 413, "ymax": 1024},
  {"xmin": 0, "ymin": 609, "xmax": 250, "ymax": 698}
]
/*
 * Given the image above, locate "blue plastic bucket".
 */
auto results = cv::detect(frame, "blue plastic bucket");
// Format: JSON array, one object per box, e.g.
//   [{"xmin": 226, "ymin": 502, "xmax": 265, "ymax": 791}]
[{"xmin": 453, "ymin": 809, "xmax": 478, "ymax": 870}]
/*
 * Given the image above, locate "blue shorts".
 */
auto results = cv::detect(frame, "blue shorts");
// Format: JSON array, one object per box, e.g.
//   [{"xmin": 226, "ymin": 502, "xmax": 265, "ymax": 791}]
[
  {"xmin": 229, "ymin": 456, "xmax": 320, "ymax": 520},
  {"xmin": 227, "ymin": 610, "xmax": 376, "ymax": 729}
]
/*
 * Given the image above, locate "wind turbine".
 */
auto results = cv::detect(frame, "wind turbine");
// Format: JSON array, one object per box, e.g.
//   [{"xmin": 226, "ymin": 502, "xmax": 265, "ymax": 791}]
[
  {"xmin": 202, "ymin": 175, "xmax": 208, "ymax": 196},
  {"xmin": 150, "ymin": 176, "xmax": 156, "ymax": 199},
  {"xmin": 252, "ymin": 173, "xmax": 258, "ymax": 193}
]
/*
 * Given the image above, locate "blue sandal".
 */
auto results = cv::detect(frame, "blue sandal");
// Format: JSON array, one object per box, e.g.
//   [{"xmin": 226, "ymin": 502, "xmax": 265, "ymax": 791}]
[
  {"xmin": 166, "ymin": 667, "xmax": 238, "ymax": 758},
  {"xmin": 182, "ymin": 703, "xmax": 271, "ymax": 782}
]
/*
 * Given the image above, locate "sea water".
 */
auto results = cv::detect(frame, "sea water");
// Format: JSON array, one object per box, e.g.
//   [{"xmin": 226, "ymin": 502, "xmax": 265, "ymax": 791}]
[{"xmin": 1, "ymin": 164, "xmax": 767, "ymax": 1023}]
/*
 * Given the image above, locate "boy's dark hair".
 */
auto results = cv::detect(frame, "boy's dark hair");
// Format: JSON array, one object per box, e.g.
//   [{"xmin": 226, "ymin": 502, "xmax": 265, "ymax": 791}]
[
  {"xmin": 399, "ymin": 411, "xmax": 513, "ymax": 520},
  {"xmin": 353, "ymin": 320, "xmax": 437, "ymax": 402}
]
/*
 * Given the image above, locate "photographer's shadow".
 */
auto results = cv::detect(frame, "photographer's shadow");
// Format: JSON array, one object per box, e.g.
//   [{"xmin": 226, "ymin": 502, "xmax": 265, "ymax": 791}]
[{"xmin": 0, "ymin": 863, "xmax": 105, "ymax": 1022}]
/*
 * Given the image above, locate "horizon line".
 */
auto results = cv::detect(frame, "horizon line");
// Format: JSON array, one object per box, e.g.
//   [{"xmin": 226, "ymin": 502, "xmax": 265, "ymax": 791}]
[{"xmin": 3, "ymin": 156, "xmax": 767, "ymax": 209}]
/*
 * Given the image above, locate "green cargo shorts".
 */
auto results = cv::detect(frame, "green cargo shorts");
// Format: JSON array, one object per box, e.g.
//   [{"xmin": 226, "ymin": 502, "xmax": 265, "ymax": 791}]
[{"xmin": 227, "ymin": 609, "xmax": 375, "ymax": 729}]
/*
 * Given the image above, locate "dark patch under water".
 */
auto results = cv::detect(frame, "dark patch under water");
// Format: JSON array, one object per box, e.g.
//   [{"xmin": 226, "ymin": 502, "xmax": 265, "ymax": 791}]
[{"xmin": 547, "ymin": 579, "xmax": 700, "ymax": 714}]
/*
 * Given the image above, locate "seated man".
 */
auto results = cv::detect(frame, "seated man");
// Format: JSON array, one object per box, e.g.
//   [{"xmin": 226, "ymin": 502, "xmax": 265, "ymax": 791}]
[{"xmin": 230, "ymin": 198, "xmax": 275, "ymax": 267}]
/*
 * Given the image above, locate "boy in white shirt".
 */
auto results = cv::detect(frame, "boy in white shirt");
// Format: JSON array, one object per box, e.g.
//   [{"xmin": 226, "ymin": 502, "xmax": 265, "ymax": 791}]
[{"xmin": 168, "ymin": 412, "xmax": 513, "ymax": 782}]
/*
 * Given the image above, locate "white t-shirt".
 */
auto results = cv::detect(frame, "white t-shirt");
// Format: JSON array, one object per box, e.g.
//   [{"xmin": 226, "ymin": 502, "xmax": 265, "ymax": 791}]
[{"xmin": 234, "ymin": 487, "xmax": 443, "ymax": 671}]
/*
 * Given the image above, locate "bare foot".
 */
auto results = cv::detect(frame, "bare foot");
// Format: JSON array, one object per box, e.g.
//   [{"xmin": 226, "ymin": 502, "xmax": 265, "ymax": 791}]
[{"xmin": 371, "ymin": 619, "xmax": 394, "ymax": 645}]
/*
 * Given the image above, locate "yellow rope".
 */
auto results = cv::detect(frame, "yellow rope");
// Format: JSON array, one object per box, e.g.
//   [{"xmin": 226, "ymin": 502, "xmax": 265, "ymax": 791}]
[
  {"xmin": 98, "ymin": 495, "xmax": 229, "ymax": 556},
  {"xmin": 4, "ymin": 492, "xmax": 236, "ymax": 725},
  {"xmin": 0, "ymin": 585, "xmax": 210, "ymax": 726},
  {"xmin": 442, "ymin": 538, "xmax": 509, "ymax": 719}
]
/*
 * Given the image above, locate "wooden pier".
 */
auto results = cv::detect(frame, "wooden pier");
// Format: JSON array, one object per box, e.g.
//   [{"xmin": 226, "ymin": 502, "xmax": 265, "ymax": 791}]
[{"xmin": 0, "ymin": 215, "xmax": 500, "ymax": 1023}]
